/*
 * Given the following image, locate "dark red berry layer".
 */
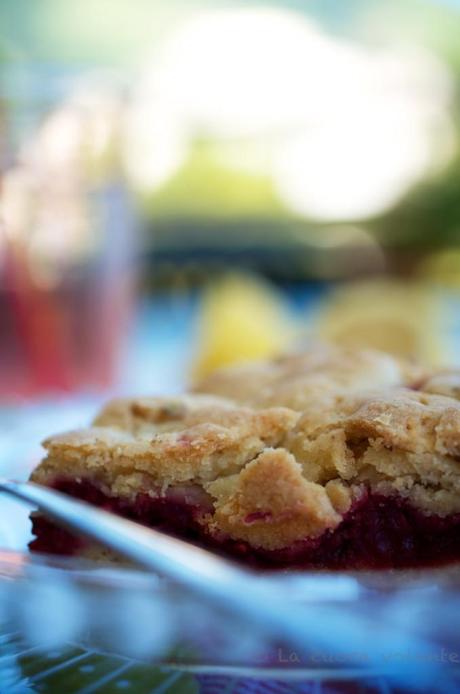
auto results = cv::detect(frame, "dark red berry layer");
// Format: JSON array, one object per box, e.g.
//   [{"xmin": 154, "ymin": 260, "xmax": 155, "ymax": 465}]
[{"xmin": 29, "ymin": 478, "xmax": 460, "ymax": 570}]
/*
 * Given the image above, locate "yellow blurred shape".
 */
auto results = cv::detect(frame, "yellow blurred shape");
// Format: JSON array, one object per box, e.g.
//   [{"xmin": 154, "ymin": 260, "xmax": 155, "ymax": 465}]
[
  {"xmin": 192, "ymin": 274, "xmax": 293, "ymax": 380},
  {"xmin": 419, "ymin": 248, "xmax": 460, "ymax": 288},
  {"xmin": 314, "ymin": 280, "xmax": 447, "ymax": 366}
]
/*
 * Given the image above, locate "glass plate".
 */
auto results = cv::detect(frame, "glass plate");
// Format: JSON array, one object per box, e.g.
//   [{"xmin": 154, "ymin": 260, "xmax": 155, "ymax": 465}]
[
  {"xmin": 2, "ymin": 511, "xmax": 460, "ymax": 689},
  {"xmin": 2, "ymin": 402, "xmax": 460, "ymax": 692}
]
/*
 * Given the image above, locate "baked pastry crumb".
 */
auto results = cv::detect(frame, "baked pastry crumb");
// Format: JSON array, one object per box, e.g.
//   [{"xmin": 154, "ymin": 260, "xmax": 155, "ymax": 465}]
[
  {"xmin": 193, "ymin": 343, "xmax": 426, "ymax": 410},
  {"xmin": 29, "ymin": 346, "xmax": 460, "ymax": 569}
]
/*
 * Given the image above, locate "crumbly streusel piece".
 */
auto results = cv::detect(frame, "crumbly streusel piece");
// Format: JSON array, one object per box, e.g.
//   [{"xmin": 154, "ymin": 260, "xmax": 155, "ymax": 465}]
[
  {"xmin": 206, "ymin": 448, "xmax": 346, "ymax": 550},
  {"xmin": 285, "ymin": 388, "xmax": 460, "ymax": 516},
  {"xmin": 194, "ymin": 343, "xmax": 426, "ymax": 410},
  {"xmin": 29, "ymin": 372, "xmax": 460, "ymax": 567},
  {"xmin": 31, "ymin": 394, "xmax": 299, "ymax": 495},
  {"xmin": 186, "ymin": 389, "xmax": 460, "ymax": 553}
]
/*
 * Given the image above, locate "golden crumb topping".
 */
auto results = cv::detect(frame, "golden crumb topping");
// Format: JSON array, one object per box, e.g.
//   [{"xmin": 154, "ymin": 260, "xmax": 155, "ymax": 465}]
[
  {"xmin": 285, "ymin": 389, "xmax": 460, "ymax": 517},
  {"xmin": 194, "ymin": 343, "xmax": 425, "ymax": 410},
  {"xmin": 206, "ymin": 448, "xmax": 344, "ymax": 550},
  {"xmin": 33, "ymin": 396, "xmax": 299, "ymax": 494},
  {"xmin": 30, "ymin": 347, "xmax": 460, "ymax": 552},
  {"xmin": 92, "ymin": 393, "xmax": 296, "ymax": 444}
]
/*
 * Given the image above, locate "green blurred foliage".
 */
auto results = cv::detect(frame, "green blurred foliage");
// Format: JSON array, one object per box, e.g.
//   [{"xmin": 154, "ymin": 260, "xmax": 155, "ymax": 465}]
[
  {"xmin": 143, "ymin": 140, "xmax": 284, "ymax": 220},
  {"xmin": 2, "ymin": 0, "xmax": 460, "ymax": 260}
]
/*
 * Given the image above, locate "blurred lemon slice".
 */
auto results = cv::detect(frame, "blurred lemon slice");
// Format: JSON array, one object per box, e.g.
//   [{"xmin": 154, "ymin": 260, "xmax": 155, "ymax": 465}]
[
  {"xmin": 314, "ymin": 279, "xmax": 447, "ymax": 366},
  {"xmin": 192, "ymin": 274, "xmax": 293, "ymax": 381},
  {"xmin": 419, "ymin": 248, "xmax": 460, "ymax": 288}
]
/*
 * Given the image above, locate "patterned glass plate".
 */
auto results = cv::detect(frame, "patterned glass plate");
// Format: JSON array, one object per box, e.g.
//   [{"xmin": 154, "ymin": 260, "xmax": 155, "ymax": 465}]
[
  {"xmin": 2, "ymin": 514, "xmax": 460, "ymax": 692},
  {"xmin": 1, "ymin": 402, "xmax": 460, "ymax": 692}
]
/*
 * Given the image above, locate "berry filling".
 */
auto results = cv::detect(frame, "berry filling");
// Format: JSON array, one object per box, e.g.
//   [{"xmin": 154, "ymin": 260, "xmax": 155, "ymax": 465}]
[{"xmin": 29, "ymin": 478, "xmax": 460, "ymax": 569}]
